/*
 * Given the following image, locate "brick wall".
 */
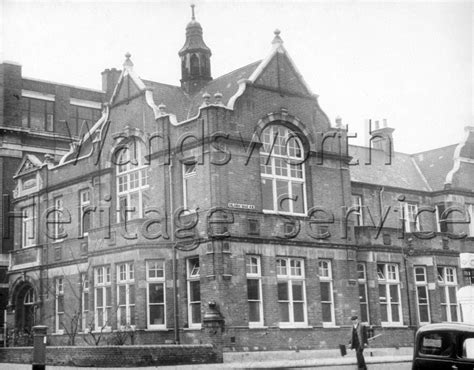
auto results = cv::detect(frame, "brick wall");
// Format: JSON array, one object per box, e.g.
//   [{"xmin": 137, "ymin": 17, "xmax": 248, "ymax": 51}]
[{"xmin": 0, "ymin": 344, "xmax": 221, "ymax": 366}]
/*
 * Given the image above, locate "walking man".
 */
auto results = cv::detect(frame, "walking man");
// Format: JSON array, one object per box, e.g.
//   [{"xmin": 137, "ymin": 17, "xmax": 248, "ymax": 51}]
[{"xmin": 349, "ymin": 315, "xmax": 368, "ymax": 370}]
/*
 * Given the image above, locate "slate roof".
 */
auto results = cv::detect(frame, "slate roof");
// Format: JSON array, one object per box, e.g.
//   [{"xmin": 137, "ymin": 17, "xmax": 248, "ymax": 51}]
[
  {"xmin": 412, "ymin": 144, "xmax": 457, "ymax": 191},
  {"xmin": 143, "ymin": 61, "xmax": 260, "ymax": 122},
  {"xmin": 349, "ymin": 145, "xmax": 433, "ymax": 192}
]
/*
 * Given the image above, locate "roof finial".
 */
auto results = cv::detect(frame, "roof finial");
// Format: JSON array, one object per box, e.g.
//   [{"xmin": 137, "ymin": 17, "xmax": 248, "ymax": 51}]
[
  {"xmin": 272, "ymin": 29, "xmax": 283, "ymax": 45},
  {"xmin": 123, "ymin": 52, "xmax": 134, "ymax": 68},
  {"xmin": 191, "ymin": 4, "xmax": 196, "ymax": 20}
]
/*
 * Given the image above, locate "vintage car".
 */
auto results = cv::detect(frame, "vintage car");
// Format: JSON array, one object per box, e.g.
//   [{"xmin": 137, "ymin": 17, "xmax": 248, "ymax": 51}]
[{"xmin": 412, "ymin": 322, "xmax": 474, "ymax": 370}]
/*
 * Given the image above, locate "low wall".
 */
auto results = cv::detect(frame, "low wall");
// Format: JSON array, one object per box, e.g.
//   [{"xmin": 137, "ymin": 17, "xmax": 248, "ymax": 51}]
[{"xmin": 0, "ymin": 344, "xmax": 222, "ymax": 367}]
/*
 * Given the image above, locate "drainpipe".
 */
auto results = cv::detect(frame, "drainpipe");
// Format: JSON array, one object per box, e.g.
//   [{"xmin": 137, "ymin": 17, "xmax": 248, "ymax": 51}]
[
  {"xmin": 169, "ymin": 156, "xmax": 180, "ymax": 344},
  {"xmin": 378, "ymin": 187, "xmax": 384, "ymax": 221}
]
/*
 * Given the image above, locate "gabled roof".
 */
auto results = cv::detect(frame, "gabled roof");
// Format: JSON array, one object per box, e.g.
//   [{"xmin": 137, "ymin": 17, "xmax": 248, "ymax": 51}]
[
  {"xmin": 349, "ymin": 146, "xmax": 432, "ymax": 192},
  {"xmin": 412, "ymin": 145, "xmax": 457, "ymax": 191}
]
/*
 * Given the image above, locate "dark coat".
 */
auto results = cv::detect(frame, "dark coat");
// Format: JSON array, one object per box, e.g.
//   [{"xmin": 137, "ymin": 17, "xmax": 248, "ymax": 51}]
[{"xmin": 349, "ymin": 323, "xmax": 368, "ymax": 350}]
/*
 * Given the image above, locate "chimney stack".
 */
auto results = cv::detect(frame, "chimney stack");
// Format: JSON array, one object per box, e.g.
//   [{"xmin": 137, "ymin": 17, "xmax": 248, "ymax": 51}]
[
  {"xmin": 370, "ymin": 118, "xmax": 395, "ymax": 154},
  {"xmin": 101, "ymin": 68, "xmax": 121, "ymax": 102}
]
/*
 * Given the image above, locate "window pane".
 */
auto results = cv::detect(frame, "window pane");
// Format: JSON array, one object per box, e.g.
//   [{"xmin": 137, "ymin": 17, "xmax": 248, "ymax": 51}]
[
  {"xmin": 417, "ymin": 286, "xmax": 428, "ymax": 303},
  {"xmin": 262, "ymin": 179, "xmax": 273, "ymax": 210},
  {"xmin": 391, "ymin": 303, "xmax": 400, "ymax": 322},
  {"xmin": 191, "ymin": 303, "xmax": 201, "ymax": 323},
  {"xmin": 360, "ymin": 303, "xmax": 368, "ymax": 323},
  {"xmin": 291, "ymin": 182, "xmax": 304, "ymax": 213},
  {"xmin": 379, "ymin": 285, "xmax": 386, "ymax": 301},
  {"xmin": 440, "ymin": 288, "xmax": 447, "ymax": 304},
  {"xmin": 276, "ymin": 180, "xmax": 290, "ymax": 212},
  {"xmin": 320, "ymin": 282, "xmax": 331, "ymax": 301},
  {"xmin": 390, "ymin": 285, "xmax": 399, "ymax": 302},
  {"xmin": 292, "ymin": 281, "xmax": 303, "ymax": 301},
  {"xmin": 293, "ymin": 302, "xmax": 304, "ymax": 322},
  {"xmin": 97, "ymin": 288, "xmax": 104, "ymax": 307},
  {"xmin": 448, "ymin": 287, "xmax": 457, "ymax": 304},
  {"xmin": 119, "ymin": 285, "xmax": 126, "ymax": 305},
  {"xmin": 278, "ymin": 282, "xmax": 288, "ymax": 300},
  {"xmin": 450, "ymin": 305, "xmax": 458, "ymax": 322},
  {"xmin": 358, "ymin": 284, "xmax": 367, "ymax": 301},
  {"xmin": 190, "ymin": 280, "xmax": 200, "ymax": 302},
  {"xmin": 380, "ymin": 304, "xmax": 388, "ymax": 322},
  {"xmin": 279, "ymin": 302, "xmax": 289, "ymax": 322},
  {"xmin": 322, "ymin": 303, "xmax": 332, "ymax": 322},
  {"xmin": 249, "ymin": 302, "xmax": 260, "ymax": 322},
  {"xmin": 419, "ymin": 305, "xmax": 429, "ymax": 323},
  {"xmin": 247, "ymin": 279, "xmax": 260, "ymax": 300},
  {"xmin": 150, "ymin": 305, "xmax": 164, "ymax": 325},
  {"xmin": 129, "ymin": 285, "xmax": 135, "ymax": 304},
  {"xmin": 149, "ymin": 283, "xmax": 164, "ymax": 303}
]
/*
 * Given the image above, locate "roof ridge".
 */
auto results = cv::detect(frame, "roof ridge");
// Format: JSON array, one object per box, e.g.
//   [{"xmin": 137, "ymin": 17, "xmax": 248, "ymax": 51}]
[
  {"xmin": 213, "ymin": 60, "xmax": 261, "ymax": 81},
  {"xmin": 411, "ymin": 143, "xmax": 458, "ymax": 155}
]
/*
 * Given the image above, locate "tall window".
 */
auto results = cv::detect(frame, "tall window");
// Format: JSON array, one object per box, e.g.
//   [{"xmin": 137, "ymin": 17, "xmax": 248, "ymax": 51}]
[
  {"xmin": 357, "ymin": 263, "xmax": 369, "ymax": 323},
  {"xmin": 260, "ymin": 125, "xmax": 306, "ymax": 214},
  {"xmin": 319, "ymin": 260, "xmax": 335, "ymax": 325},
  {"xmin": 21, "ymin": 97, "xmax": 54, "ymax": 131},
  {"xmin": 437, "ymin": 266, "xmax": 459, "ymax": 322},
  {"xmin": 117, "ymin": 263, "xmax": 135, "ymax": 327},
  {"xmin": 414, "ymin": 266, "xmax": 430, "ymax": 324},
  {"xmin": 94, "ymin": 266, "xmax": 111, "ymax": 329},
  {"xmin": 468, "ymin": 204, "xmax": 474, "ymax": 237},
  {"xmin": 246, "ymin": 255, "xmax": 263, "ymax": 326},
  {"xmin": 401, "ymin": 202, "xmax": 419, "ymax": 232},
  {"xmin": 79, "ymin": 189, "xmax": 91, "ymax": 237},
  {"xmin": 116, "ymin": 140, "xmax": 150, "ymax": 221},
  {"xmin": 183, "ymin": 162, "xmax": 197, "ymax": 210},
  {"xmin": 81, "ymin": 273, "xmax": 89, "ymax": 331},
  {"xmin": 351, "ymin": 195, "xmax": 363, "ymax": 226},
  {"xmin": 436, "ymin": 204, "xmax": 448, "ymax": 233},
  {"xmin": 187, "ymin": 257, "xmax": 201, "ymax": 328},
  {"xmin": 276, "ymin": 257, "xmax": 307, "ymax": 326},
  {"xmin": 52, "ymin": 196, "xmax": 64, "ymax": 241},
  {"xmin": 147, "ymin": 260, "xmax": 166, "ymax": 329},
  {"xmin": 55, "ymin": 278, "xmax": 64, "ymax": 333},
  {"xmin": 22, "ymin": 205, "xmax": 36, "ymax": 247},
  {"xmin": 68, "ymin": 104, "xmax": 101, "ymax": 137},
  {"xmin": 377, "ymin": 263, "xmax": 402, "ymax": 325}
]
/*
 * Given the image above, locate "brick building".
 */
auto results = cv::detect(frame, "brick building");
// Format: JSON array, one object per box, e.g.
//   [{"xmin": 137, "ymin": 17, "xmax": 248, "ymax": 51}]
[
  {"xmin": 5, "ymin": 10, "xmax": 474, "ymax": 349},
  {"xmin": 0, "ymin": 61, "xmax": 105, "ymax": 332}
]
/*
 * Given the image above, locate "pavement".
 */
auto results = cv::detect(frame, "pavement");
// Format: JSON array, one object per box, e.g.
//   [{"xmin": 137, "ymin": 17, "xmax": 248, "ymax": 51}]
[{"xmin": 0, "ymin": 347, "xmax": 413, "ymax": 369}]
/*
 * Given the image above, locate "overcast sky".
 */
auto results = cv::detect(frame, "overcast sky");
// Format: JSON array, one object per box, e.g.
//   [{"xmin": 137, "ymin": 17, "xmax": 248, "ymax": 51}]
[{"xmin": 1, "ymin": 0, "xmax": 472, "ymax": 153}]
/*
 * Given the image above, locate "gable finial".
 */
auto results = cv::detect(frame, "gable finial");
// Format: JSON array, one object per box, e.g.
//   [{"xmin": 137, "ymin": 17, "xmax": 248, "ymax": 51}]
[
  {"xmin": 272, "ymin": 29, "xmax": 283, "ymax": 45},
  {"xmin": 123, "ymin": 52, "xmax": 134, "ymax": 68},
  {"xmin": 191, "ymin": 4, "xmax": 196, "ymax": 20}
]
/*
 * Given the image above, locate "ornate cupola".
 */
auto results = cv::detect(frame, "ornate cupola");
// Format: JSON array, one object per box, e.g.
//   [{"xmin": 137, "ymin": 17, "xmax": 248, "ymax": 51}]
[{"xmin": 178, "ymin": 4, "xmax": 212, "ymax": 95}]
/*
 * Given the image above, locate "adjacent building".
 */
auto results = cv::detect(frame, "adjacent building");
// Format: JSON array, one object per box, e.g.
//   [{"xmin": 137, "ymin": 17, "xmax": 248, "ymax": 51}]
[{"xmin": 4, "ymin": 10, "xmax": 474, "ymax": 349}]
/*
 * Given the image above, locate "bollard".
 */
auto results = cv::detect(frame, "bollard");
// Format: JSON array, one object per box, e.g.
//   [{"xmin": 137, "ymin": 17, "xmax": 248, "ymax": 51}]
[{"xmin": 32, "ymin": 325, "xmax": 47, "ymax": 370}]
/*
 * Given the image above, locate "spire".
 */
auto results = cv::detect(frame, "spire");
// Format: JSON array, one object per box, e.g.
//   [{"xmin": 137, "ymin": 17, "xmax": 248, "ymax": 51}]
[{"xmin": 179, "ymin": 4, "xmax": 212, "ymax": 95}]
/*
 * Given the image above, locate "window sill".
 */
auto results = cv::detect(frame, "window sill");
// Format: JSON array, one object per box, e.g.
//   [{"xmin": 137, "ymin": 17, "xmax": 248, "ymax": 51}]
[
  {"xmin": 279, "ymin": 325, "xmax": 313, "ymax": 329},
  {"xmin": 145, "ymin": 328, "xmax": 170, "ymax": 332},
  {"xmin": 380, "ymin": 323, "xmax": 407, "ymax": 328},
  {"xmin": 249, "ymin": 325, "xmax": 267, "ymax": 329},
  {"xmin": 184, "ymin": 326, "xmax": 202, "ymax": 331},
  {"xmin": 322, "ymin": 323, "xmax": 340, "ymax": 328}
]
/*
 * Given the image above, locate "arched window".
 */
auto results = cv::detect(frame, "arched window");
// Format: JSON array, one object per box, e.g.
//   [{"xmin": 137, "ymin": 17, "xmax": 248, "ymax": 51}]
[
  {"xmin": 260, "ymin": 125, "xmax": 306, "ymax": 214},
  {"xmin": 190, "ymin": 54, "xmax": 200, "ymax": 76},
  {"xmin": 115, "ymin": 138, "xmax": 150, "ymax": 221}
]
